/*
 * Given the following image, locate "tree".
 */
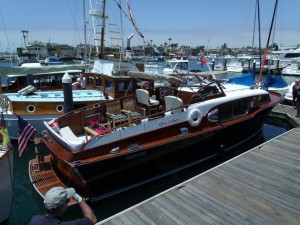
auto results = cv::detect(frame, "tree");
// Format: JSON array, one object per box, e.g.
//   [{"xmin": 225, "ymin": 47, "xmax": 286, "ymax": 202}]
[
  {"xmin": 196, "ymin": 45, "xmax": 205, "ymax": 52},
  {"xmin": 221, "ymin": 43, "xmax": 228, "ymax": 50},
  {"xmin": 168, "ymin": 38, "xmax": 172, "ymax": 46}
]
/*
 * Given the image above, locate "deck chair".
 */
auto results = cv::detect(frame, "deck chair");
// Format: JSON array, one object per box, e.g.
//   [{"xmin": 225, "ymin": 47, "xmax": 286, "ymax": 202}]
[
  {"xmin": 165, "ymin": 96, "xmax": 183, "ymax": 113},
  {"xmin": 122, "ymin": 98, "xmax": 146, "ymax": 124},
  {"xmin": 136, "ymin": 89, "xmax": 159, "ymax": 115},
  {"xmin": 106, "ymin": 101, "xmax": 129, "ymax": 129}
]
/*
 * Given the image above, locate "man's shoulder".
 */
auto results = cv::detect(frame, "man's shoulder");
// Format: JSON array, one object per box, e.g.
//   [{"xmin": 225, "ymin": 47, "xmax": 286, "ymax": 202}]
[
  {"xmin": 62, "ymin": 217, "xmax": 94, "ymax": 225},
  {"xmin": 29, "ymin": 215, "xmax": 93, "ymax": 225},
  {"xmin": 29, "ymin": 215, "xmax": 60, "ymax": 224}
]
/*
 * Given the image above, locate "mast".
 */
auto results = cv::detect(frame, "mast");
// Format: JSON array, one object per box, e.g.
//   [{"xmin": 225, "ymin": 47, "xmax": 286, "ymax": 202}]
[
  {"xmin": 83, "ymin": 0, "xmax": 87, "ymax": 63},
  {"xmin": 99, "ymin": 0, "xmax": 106, "ymax": 59},
  {"xmin": 257, "ymin": 0, "xmax": 278, "ymax": 86}
]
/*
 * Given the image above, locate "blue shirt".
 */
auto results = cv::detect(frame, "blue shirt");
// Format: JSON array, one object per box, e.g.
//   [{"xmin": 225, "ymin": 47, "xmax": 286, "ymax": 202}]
[{"xmin": 28, "ymin": 215, "xmax": 93, "ymax": 225}]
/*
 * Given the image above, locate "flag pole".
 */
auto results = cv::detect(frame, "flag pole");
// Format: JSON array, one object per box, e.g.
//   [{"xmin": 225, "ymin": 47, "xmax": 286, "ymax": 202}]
[{"xmin": 199, "ymin": 53, "xmax": 216, "ymax": 80}]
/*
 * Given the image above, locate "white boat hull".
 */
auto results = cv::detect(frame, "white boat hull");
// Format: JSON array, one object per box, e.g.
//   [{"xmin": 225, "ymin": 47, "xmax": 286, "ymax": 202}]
[{"xmin": 0, "ymin": 147, "xmax": 14, "ymax": 224}]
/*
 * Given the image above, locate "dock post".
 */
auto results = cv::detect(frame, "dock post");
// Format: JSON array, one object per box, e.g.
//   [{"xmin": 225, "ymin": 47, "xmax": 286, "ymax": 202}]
[
  {"xmin": 212, "ymin": 59, "xmax": 215, "ymax": 71},
  {"xmin": 62, "ymin": 72, "xmax": 74, "ymax": 113},
  {"xmin": 252, "ymin": 60, "xmax": 256, "ymax": 76},
  {"xmin": 27, "ymin": 74, "xmax": 34, "ymax": 86}
]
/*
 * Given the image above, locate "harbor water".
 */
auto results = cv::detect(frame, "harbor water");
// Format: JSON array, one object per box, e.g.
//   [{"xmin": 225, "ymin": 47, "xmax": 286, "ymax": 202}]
[{"xmin": 0, "ymin": 61, "xmax": 296, "ymax": 224}]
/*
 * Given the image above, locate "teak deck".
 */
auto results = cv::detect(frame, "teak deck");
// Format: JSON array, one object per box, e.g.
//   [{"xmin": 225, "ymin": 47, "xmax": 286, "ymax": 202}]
[{"xmin": 96, "ymin": 127, "xmax": 300, "ymax": 225}]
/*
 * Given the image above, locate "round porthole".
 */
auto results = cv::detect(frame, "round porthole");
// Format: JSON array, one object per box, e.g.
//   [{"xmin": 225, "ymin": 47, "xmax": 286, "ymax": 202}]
[
  {"xmin": 56, "ymin": 105, "xmax": 64, "ymax": 112},
  {"xmin": 93, "ymin": 103, "xmax": 100, "ymax": 108},
  {"xmin": 27, "ymin": 105, "xmax": 35, "ymax": 113}
]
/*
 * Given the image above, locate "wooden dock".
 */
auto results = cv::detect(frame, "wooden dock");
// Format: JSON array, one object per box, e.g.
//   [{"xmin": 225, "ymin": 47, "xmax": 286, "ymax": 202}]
[{"xmin": 96, "ymin": 104, "xmax": 300, "ymax": 225}]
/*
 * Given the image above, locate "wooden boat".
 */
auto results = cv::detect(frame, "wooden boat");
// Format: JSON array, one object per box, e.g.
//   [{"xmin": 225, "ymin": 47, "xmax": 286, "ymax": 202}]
[
  {"xmin": 1, "ymin": 70, "xmax": 83, "ymax": 93},
  {"xmin": 0, "ymin": 64, "xmax": 93, "ymax": 93},
  {"xmin": 0, "ymin": 59, "xmax": 141, "ymax": 139},
  {"xmin": 28, "ymin": 71, "xmax": 283, "ymax": 202}
]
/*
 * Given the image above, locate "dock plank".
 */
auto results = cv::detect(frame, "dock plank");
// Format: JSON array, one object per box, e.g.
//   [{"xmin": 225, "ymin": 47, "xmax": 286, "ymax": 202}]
[{"xmin": 96, "ymin": 127, "xmax": 300, "ymax": 225}]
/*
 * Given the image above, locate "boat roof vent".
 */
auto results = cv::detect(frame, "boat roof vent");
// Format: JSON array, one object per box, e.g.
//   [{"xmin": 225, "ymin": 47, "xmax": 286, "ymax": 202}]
[{"xmin": 18, "ymin": 85, "xmax": 36, "ymax": 96}]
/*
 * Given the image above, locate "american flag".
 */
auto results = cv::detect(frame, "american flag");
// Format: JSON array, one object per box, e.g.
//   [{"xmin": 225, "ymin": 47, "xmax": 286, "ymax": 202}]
[{"xmin": 18, "ymin": 116, "xmax": 36, "ymax": 157}]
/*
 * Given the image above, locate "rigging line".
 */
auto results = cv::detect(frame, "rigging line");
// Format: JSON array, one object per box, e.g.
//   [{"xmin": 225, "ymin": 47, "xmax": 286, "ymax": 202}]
[
  {"xmin": 251, "ymin": 0, "xmax": 257, "ymax": 57},
  {"xmin": 0, "ymin": 8, "xmax": 13, "ymax": 65},
  {"xmin": 66, "ymin": 0, "xmax": 82, "ymax": 44},
  {"xmin": 257, "ymin": 0, "xmax": 278, "ymax": 86}
]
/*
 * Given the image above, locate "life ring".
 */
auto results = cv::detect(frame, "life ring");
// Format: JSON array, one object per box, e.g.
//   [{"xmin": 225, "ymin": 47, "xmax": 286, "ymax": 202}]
[{"xmin": 188, "ymin": 109, "xmax": 202, "ymax": 127}]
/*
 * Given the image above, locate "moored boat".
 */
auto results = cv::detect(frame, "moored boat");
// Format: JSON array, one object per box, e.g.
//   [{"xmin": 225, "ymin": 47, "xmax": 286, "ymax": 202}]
[
  {"xmin": 0, "ymin": 58, "xmax": 141, "ymax": 139},
  {"xmin": 28, "ymin": 71, "xmax": 283, "ymax": 202},
  {"xmin": 0, "ymin": 117, "xmax": 13, "ymax": 224}
]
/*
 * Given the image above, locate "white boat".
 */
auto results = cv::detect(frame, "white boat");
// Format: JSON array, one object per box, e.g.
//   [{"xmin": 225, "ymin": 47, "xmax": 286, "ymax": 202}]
[
  {"xmin": 163, "ymin": 58, "xmax": 189, "ymax": 74},
  {"xmin": 269, "ymin": 48, "xmax": 300, "ymax": 72},
  {"xmin": 226, "ymin": 55, "xmax": 251, "ymax": 72},
  {"xmin": 282, "ymin": 61, "xmax": 300, "ymax": 76},
  {"xmin": 284, "ymin": 81, "xmax": 298, "ymax": 102},
  {"xmin": 0, "ymin": 135, "xmax": 13, "ymax": 224},
  {"xmin": 214, "ymin": 62, "xmax": 226, "ymax": 71}
]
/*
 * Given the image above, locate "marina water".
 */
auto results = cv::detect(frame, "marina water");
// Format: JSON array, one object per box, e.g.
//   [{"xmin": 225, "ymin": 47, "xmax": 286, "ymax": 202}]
[{"xmin": 0, "ymin": 61, "xmax": 295, "ymax": 224}]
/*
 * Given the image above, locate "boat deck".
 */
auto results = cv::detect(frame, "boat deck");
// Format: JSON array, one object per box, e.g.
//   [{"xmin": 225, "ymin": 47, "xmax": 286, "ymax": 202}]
[
  {"xmin": 29, "ymin": 138, "xmax": 77, "ymax": 205},
  {"xmin": 5, "ymin": 89, "xmax": 112, "ymax": 102},
  {"xmin": 96, "ymin": 126, "xmax": 300, "ymax": 225}
]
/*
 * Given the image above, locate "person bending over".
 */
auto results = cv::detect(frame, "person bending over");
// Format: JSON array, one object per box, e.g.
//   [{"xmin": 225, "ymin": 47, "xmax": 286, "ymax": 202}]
[{"xmin": 29, "ymin": 186, "xmax": 97, "ymax": 224}]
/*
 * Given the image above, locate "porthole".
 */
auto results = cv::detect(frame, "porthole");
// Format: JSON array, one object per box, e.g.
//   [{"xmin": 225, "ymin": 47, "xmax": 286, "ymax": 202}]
[
  {"xmin": 27, "ymin": 105, "xmax": 36, "ymax": 113},
  {"xmin": 93, "ymin": 103, "xmax": 100, "ymax": 108},
  {"xmin": 56, "ymin": 105, "xmax": 64, "ymax": 112}
]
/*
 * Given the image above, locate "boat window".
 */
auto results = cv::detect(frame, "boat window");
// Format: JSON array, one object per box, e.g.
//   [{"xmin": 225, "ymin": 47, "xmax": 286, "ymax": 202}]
[
  {"xmin": 209, "ymin": 99, "xmax": 250, "ymax": 123},
  {"xmin": 207, "ymin": 108, "xmax": 218, "ymax": 122},
  {"xmin": 96, "ymin": 77, "xmax": 101, "ymax": 86},
  {"xmin": 219, "ymin": 104, "xmax": 232, "ymax": 122},
  {"xmin": 233, "ymin": 99, "xmax": 249, "ymax": 117},
  {"xmin": 105, "ymin": 80, "xmax": 114, "ymax": 92},
  {"xmin": 250, "ymin": 94, "xmax": 270, "ymax": 108},
  {"xmin": 284, "ymin": 53, "xmax": 300, "ymax": 58},
  {"xmin": 88, "ymin": 77, "xmax": 94, "ymax": 85},
  {"xmin": 124, "ymin": 81, "xmax": 132, "ymax": 91}
]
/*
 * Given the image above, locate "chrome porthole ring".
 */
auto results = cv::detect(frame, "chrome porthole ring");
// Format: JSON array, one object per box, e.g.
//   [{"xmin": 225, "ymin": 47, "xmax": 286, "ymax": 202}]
[
  {"xmin": 27, "ymin": 105, "xmax": 36, "ymax": 113},
  {"xmin": 56, "ymin": 105, "xmax": 64, "ymax": 112}
]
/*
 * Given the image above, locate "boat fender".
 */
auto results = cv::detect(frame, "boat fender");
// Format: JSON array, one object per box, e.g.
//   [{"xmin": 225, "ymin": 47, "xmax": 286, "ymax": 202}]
[{"xmin": 188, "ymin": 109, "xmax": 202, "ymax": 127}]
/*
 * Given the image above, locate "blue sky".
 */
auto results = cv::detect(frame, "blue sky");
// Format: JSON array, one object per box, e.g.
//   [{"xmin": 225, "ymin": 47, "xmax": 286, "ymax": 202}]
[{"xmin": 0, "ymin": 0, "xmax": 299, "ymax": 53}]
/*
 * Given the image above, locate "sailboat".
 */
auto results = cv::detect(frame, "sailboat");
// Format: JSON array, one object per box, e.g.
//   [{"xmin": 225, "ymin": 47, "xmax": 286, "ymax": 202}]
[{"xmin": 227, "ymin": 0, "xmax": 287, "ymax": 91}]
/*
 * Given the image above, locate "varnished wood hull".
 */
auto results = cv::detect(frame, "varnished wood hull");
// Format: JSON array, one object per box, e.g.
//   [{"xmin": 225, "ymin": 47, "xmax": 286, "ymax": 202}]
[{"xmin": 51, "ymin": 107, "xmax": 270, "ymax": 200}]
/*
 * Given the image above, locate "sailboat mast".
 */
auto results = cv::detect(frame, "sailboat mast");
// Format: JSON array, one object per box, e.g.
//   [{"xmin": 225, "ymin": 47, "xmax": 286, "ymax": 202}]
[
  {"xmin": 99, "ymin": 0, "xmax": 106, "ymax": 59},
  {"xmin": 83, "ymin": 0, "xmax": 87, "ymax": 63},
  {"xmin": 257, "ymin": 0, "xmax": 278, "ymax": 85}
]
